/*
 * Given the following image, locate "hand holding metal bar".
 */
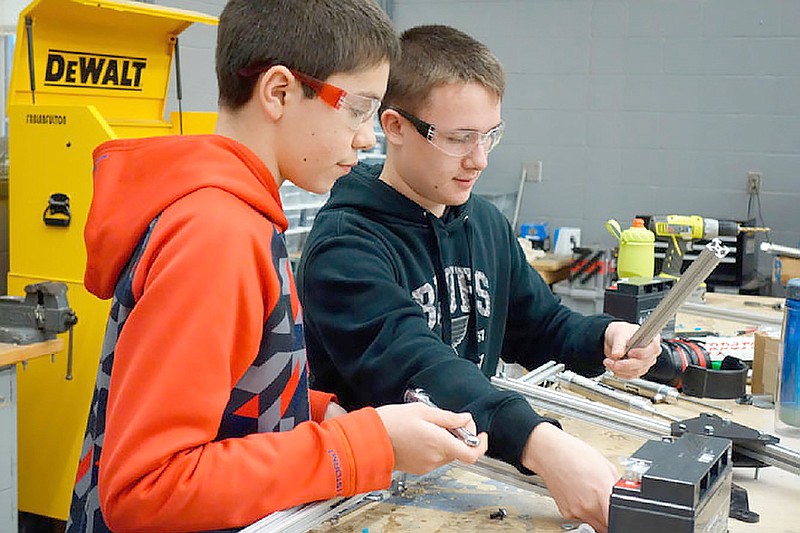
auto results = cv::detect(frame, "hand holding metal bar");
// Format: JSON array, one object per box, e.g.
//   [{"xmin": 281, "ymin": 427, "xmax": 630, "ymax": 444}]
[
  {"xmin": 404, "ymin": 388, "xmax": 481, "ymax": 447},
  {"xmin": 625, "ymin": 238, "xmax": 730, "ymax": 353}
]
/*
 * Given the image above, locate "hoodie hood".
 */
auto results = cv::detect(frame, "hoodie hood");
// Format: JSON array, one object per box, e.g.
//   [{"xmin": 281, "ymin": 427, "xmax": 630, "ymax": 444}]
[
  {"xmin": 325, "ymin": 162, "xmax": 471, "ymax": 227},
  {"xmin": 85, "ymin": 134, "xmax": 286, "ymax": 299}
]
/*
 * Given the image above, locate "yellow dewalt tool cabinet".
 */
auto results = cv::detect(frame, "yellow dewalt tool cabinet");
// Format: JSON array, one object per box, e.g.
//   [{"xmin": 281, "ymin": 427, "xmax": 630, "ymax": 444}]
[{"xmin": 6, "ymin": 0, "xmax": 217, "ymax": 520}]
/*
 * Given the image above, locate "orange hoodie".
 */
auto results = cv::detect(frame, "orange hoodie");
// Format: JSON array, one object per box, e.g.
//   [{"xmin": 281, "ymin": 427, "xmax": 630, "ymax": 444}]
[{"xmin": 68, "ymin": 135, "xmax": 394, "ymax": 532}]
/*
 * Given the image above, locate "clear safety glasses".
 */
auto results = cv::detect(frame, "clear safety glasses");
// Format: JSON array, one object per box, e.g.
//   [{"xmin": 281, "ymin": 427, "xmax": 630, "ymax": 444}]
[
  {"xmin": 289, "ymin": 70, "xmax": 381, "ymax": 131},
  {"xmin": 383, "ymin": 105, "xmax": 504, "ymax": 157},
  {"xmin": 238, "ymin": 64, "xmax": 381, "ymax": 131}
]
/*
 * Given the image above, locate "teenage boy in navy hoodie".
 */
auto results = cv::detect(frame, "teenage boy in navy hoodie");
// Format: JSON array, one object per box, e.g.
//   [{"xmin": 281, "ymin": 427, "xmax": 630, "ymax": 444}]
[
  {"xmin": 298, "ymin": 25, "xmax": 661, "ymax": 533},
  {"xmin": 67, "ymin": 5, "xmax": 488, "ymax": 533}
]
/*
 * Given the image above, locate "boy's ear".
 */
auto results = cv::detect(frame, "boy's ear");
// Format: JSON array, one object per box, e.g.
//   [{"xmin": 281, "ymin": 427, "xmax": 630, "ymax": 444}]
[
  {"xmin": 255, "ymin": 66, "xmax": 295, "ymax": 121},
  {"xmin": 380, "ymin": 109, "xmax": 405, "ymax": 146}
]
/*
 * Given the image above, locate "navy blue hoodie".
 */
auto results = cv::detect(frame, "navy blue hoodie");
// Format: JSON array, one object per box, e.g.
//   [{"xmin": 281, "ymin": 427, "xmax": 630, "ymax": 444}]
[{"xmin": 297, "ymin": 163, "xmax": 614, "ymax": 470}]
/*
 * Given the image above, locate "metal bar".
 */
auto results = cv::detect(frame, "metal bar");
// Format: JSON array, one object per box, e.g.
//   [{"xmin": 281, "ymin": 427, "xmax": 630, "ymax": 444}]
[
  {"xmin": 515, "ymin": 360, "xmax": 555, "ymax": 381},
  {"xmin": 627, "ymin": 238, "xmax": 730, "ymax": 351},
  {"xmin": 600, "ymin": 373, "xmax": 732, "ymax": 414},
  {"xmin": 241, "ymin": 492, "xmax": 378, "ymax": 533},
  {"xmin": 493, "ymin": 375, "xmax": 800, "ymax": 476},
  {"xmin": 678, "ymin": 302, "xmax": 783, "ymax": 326},
  {"xmin": 458, "ymin": 456, "xmax": 549, "ymax": 495},
  {"xmin": 760, "ymin": 242, "xmax": 800, "ymax": 258},
  {"xmin": 556, "ymin": 371, "xmax": 680, "ymax": 422},
  {"xmin": 492, "ymin": 376, "xmax": 667, "ymax": 440},
  {"xmin": 518, "ymin": 361, "xmax": 565, "ymax": 385}
]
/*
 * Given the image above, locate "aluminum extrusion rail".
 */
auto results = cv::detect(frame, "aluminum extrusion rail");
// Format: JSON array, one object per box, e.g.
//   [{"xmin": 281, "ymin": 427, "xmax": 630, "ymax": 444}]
[
  {"xmin": 492, "ymin": 375, "xmax": 667, "ymax": 440},
  {"xmin": 458, "ymin": 456, "xmax": 549, "ymax": 494},
  {"xmin": 678, "ymin": 301, "xmax": 783, "ymax": 326},
  {"xmin": 492, "ymin": 376, "xmax": 800, "ymax": 476},
  {"xmin": 241, "ymin": 492, "xmax": 379, "ymax": 533},
  {"xmin": 627, "ymin": 238, "xmax": 730, "ymax": 351}
]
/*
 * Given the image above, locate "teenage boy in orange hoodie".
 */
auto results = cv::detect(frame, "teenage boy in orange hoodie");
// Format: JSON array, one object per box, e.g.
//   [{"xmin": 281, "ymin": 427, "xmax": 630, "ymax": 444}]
[{"xmin": 66, "ymin": 2, "xmax": 487, "ymax": 532}]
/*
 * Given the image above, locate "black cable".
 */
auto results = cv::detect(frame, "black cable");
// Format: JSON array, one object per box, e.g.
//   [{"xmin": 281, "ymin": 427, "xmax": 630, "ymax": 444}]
[
  {"xmin": 746, "ymin": 193, "xmax": 753, "ymax": 220},
  {"xmin": 755, "ymin": 191, "xmax": 771, "ymax": 241},
  {"xmin": 25, "ymin": 16, "xmax": 36, "ymax": 104},
  {"xmin": 173, "ymin": 36, "xmax": 184, "ymax": 134}
]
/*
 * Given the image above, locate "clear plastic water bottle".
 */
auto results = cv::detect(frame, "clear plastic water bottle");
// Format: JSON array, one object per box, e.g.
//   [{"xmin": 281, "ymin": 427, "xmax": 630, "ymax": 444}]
[{"xmin": 776, "ymin": 278, "xmax": 800, "ymax": 436}]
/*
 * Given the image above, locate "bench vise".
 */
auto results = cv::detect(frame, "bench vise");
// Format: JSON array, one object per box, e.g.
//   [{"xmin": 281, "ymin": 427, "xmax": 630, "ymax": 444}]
[{"xmin": 0, "ymin": 282, "xmax": 78, "ymax": 378}]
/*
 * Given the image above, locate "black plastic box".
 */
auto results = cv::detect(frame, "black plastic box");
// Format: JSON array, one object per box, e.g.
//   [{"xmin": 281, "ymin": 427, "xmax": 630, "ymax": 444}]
[{"xmin": 609, "ymin": 434, "xmax": 732, "ymax": 533}]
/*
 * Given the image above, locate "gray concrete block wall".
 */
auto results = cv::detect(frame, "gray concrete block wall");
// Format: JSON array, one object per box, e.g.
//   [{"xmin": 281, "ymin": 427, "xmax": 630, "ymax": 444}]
[
  {"xmin": 388, "ymin": 0, "xmax": 799, "ymax": 277},
  {"xmin": 62, "ymin": 0, "xmax": 800, "ymax": 277},
  {"xmin": 0, "ymin": 0, "xmax": 795, "ymax": 281}
]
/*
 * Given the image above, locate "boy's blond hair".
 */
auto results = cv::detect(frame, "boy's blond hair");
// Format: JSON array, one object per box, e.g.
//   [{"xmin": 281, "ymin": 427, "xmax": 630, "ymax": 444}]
[{"xmin": 383, "ymin": 24, "xmax": 505, "ymax": 114}]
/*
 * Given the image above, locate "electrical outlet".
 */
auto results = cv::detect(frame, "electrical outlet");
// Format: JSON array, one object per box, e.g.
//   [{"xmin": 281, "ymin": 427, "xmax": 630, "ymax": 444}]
[
  {"xmin": 747, "ymin": 171, "xmax": 761, "ymax": 194},
  {"xmin": 524, "ymin": 160, "xmax": 543, "ymax": 182}
]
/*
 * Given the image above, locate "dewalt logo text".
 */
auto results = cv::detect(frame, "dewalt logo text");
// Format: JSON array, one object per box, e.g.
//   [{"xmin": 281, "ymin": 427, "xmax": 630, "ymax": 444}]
[{"xmin": 44, "ymin": 49, "xmax": 147, "ymax": 91}]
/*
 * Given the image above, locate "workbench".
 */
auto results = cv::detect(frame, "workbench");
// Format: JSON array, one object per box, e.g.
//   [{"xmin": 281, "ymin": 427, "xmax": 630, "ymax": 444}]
[
  {"xmin": 527, "ymin": 253, "xmax": 572, "ymax": 286},
  {"xmin": 307, "ymin": 398, "xmax": 799, "ymax": 533},
  {"xmin": 304, "ymin": 293, "xmax": 799, "ymax": 533},
  {"xmin": 0, "ymin": 339, "xmax": 64, "ymax": 531}
]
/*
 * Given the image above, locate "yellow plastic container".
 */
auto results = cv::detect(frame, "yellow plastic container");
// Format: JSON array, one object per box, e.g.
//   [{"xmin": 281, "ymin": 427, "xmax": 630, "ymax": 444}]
[{"xmin": 607, "ymin": 218, "xmax": 655, "ymax": 279}]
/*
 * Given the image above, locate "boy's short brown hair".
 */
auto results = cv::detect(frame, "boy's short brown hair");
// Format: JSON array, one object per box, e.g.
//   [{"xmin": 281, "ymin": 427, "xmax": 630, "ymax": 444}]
[
  {"xmin": 383, "ymin": 25, "xmax": 505, "ymax": 114},
  {"xmin": 216, "ymin": 0, "xmax": 399, "ymax": 109}
]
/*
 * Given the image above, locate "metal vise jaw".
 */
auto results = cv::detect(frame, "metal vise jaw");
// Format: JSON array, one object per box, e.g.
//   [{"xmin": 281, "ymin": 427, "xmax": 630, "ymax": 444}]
[{"xmin": 0, "ymin": 282, "xmax": 77, "ymax": 344}]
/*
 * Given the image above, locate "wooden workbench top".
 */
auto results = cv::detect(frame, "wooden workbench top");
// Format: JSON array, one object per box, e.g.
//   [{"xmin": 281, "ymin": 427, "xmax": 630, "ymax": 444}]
[
  {"xmin": 0, "ymin": 339, "xmax": 65, "ymax": 367},
  {"xmin": 312, "ymin": 399, "xmax": 800, "ymax": 533}
]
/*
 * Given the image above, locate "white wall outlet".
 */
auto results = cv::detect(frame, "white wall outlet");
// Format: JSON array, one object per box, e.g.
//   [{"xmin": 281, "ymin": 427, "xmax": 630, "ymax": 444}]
[{"xmin": 524, "ymin": 160, "xmax": 543, "ymax": 182}]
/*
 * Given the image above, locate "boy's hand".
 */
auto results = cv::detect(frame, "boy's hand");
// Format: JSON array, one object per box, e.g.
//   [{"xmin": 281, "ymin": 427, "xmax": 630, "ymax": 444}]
[
  {"xmin": 522, "ymin": 422, "xmax": 618, "ymax": 533},
  {"xmin": 602, "ymin": 321, "xmax": 660, "ymax": 379},
  {"xmin": 376, "ymin": 403, "xmax": 488, "ymax": 475}
]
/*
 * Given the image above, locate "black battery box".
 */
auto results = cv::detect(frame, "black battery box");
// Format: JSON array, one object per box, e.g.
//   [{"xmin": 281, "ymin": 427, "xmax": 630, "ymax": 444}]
[
  {"xmin": 604, "ymin": 277, "xmax": 676, "ymax": 338},
  {"xmin": 609, "ymin": 433, "xmax": 731, "ymax": 533}
]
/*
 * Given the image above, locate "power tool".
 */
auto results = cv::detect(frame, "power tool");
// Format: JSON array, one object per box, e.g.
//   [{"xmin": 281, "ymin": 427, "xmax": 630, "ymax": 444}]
[{"xmin": 646, "ymin": 215, "xmax": 768, "ymax": 278}]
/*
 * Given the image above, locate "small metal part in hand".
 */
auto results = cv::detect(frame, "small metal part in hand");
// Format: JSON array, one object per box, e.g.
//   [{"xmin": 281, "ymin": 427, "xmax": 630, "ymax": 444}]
[
  {"xmin": 403, "ymin": 388, "xmax": 481, "ymax": 447},
  {"xmin": 489, "ymin": 508, "xmax": 507, "ymax": 520}
]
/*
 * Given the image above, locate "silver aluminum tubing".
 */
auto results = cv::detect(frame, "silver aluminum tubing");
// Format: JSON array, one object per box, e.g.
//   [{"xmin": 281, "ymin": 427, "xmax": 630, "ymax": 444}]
[
  {"xmin": 517, "ymin": 361, "xmax": 566, "ymax": 385},
  {"xmin": 458, "ymin": 456, "xmax": 549, "ymax": 494},
  {"xmin": 627, "ymin": 238, "xmax": 730, "ymax": 351},
  {"xmin": 760, "ymin": 242, "xmax": 800, "ymax": 258},
  {"xmin": 678, "ymin": 301, "xmax": 783, "ymax": 326},
  {"xmin": 493, "ymin": 376, "xmax": 800, "ymax": 476},
  {"xmin": 241, "ymin": 493, "xmax": 375, "ymax": 533},
  {"xmin": 492, "ymin": 376, "xmax": 668, "ymax": 440},
  {"xmin": 556, "ymin": 370, "xmax": 680, "ymax": 422},
  {"xmin": 739, "ymin": 440, "xmax": 800, "ymax": 477}
]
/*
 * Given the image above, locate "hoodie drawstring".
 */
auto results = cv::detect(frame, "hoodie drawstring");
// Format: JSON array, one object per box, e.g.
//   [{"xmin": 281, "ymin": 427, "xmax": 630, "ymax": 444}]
[
  {"xmin": 464, "ymin": 215, "xmax": 485, "ymax": 371},
  {"xmin": 427, "ymin": 212, "xmax": 453, "ymax": 346}
]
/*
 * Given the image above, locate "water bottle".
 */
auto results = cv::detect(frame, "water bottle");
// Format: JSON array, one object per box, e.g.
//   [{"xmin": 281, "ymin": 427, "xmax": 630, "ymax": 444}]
[
  {"xmin": 606, "ymin": 218, "xmax": 655, "ymax": 279},
  {"xmin": 776, "ymin": 277, "xmax": 800, "ymax": 436}
]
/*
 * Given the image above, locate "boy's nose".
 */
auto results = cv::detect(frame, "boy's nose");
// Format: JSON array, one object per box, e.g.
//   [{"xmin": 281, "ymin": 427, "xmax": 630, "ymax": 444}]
[{"xmin": 352, "ymin": 120, "xmax": 377, "ymax": 151}]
